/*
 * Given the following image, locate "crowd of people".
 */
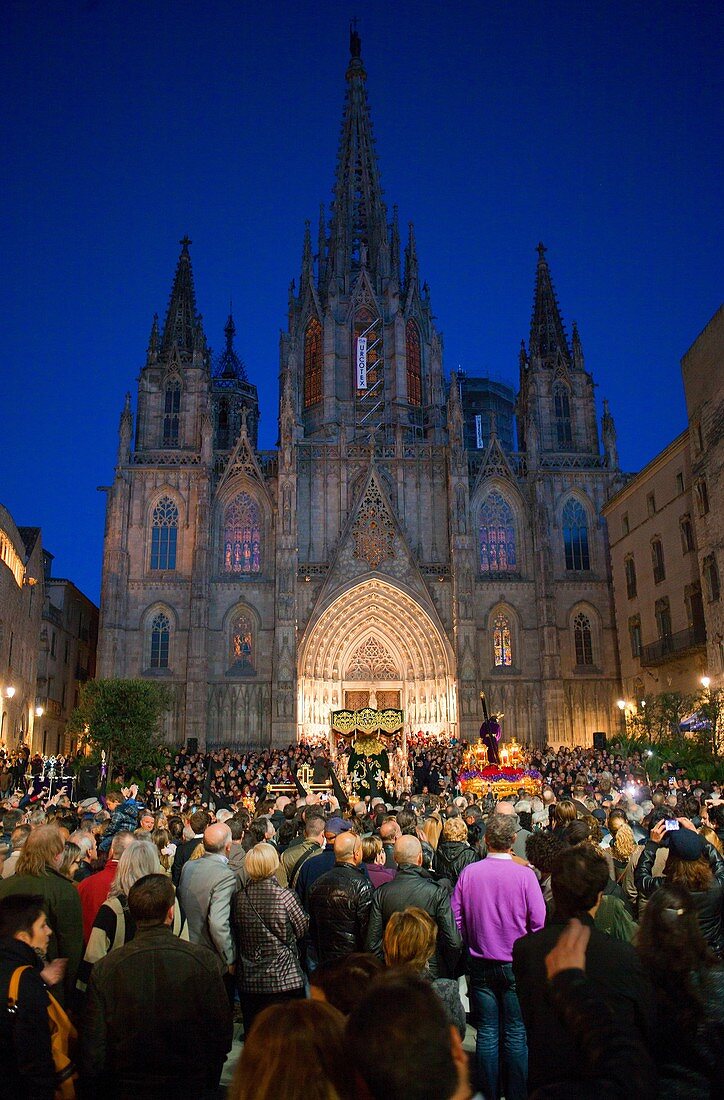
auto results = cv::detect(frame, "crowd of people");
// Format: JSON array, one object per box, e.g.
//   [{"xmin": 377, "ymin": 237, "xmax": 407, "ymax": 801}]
[{"xmin": 0, "ymin": 733, "xmax": 722, "ymax": 1099}]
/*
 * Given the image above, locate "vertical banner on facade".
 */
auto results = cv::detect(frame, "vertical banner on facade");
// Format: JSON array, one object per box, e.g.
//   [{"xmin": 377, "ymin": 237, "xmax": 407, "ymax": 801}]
[
  {"xmin": 356, "ymin": 336, "xmax": 368, "ymax": 389},
  {"xmin": 475, "ymin": 413, "xmax": 484, "ymax": 449}
]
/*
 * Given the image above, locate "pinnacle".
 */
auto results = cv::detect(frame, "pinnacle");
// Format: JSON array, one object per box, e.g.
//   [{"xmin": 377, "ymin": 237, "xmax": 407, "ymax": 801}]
[{"xmin": 161, "ymin": 237, "xmax": 201, "ymax": 357}]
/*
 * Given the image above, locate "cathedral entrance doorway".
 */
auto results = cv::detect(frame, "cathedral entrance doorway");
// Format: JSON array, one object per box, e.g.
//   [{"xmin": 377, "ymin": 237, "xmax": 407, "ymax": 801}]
[{"xmin": 297, "ymin": 577, "xmax": 456, "ymax": 744}]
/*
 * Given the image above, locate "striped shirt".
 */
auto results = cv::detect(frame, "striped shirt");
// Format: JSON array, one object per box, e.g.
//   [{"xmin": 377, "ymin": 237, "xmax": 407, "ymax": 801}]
[{"xmin": 77, "ymin": 894, "xmax": 188, "ymax": 991}]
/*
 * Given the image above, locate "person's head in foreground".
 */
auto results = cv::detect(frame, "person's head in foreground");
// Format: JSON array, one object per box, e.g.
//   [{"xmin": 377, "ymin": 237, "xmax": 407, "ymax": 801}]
[
  {"xmin": 229, "ymin": 999, "xmax": 347, "ymax": 1100},
  {"xmin": 310, "ymin": 953, "xmax": 383, "ymax": 1016},
  {"xmin": 383, "ymin": 906, "xmax": 437, "ymax": 971},
  {"xmin": 346, "ymin": 970, "xmax": 471, "ymax": 1100}
]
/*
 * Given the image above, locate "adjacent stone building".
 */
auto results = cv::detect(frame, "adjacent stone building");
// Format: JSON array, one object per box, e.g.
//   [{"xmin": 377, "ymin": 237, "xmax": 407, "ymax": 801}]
[
  {"xmin": 603, "ymin": 431, "xmax": 706, "ymax": 703},
  {"xmin": 98, "ymin": 35, "xmax": 624, "ymax": 749},
  {"xmin": 34, "ymin": 552, "xmax": 99, "ymax": 756},
  {"xmin": 682, "ymin": 306, "xmax": 724, "ymax": 689},
  {"xmin": 0, "ymin": 505, "xmax": 44, "ymax": 748}
]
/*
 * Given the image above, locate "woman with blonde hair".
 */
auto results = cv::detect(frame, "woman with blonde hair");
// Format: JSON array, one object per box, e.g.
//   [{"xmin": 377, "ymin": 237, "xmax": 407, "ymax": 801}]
[
  {"xmin": 229, "ymin": 1000, "xmax": 347, "ymax": 1100},
  {"xmin": 0, "ymin": 823, "xmax": 82, "ymax": 1002},
  {"xmin": 77, "ymin": 838, "xmax": 187, "ymax": 990},
  {"xmin": 435, "ymin": 815, "xmax": 477, "ymax": 886},
  {"xmin": 383, "ymin": 906, "xmax": 466, "ymax": 1036},
  {"xmin": 233, "ymin": 842, "xmax": 308, "ymax": 1035},
  {"xmin": 151, "ymin": 827, "xmax": 174, "ymax": 873}
]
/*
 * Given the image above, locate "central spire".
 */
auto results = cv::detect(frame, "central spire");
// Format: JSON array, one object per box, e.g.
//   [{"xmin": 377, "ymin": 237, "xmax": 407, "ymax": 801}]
[
  {"xmin": 161, "ymin": 236, "xmax": 200, "ymax": 357},
  {"xmin": 327, "ymin": 27, "xmax": 388, "ymax": 283},
  {"xmin": 529, "ymin": 243, "xmax": 570, "ymax": 366}
]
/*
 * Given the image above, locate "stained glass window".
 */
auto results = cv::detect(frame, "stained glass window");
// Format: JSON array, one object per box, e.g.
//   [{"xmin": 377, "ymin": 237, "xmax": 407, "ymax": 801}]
[
  {"xmin": 150, "ymin": 496, "xmax": 178, "ymax": 571},
  {"xmin": 493, "ymin": 612, "xmax": 512, "ymax": 667},
  {"xmin": 230, "ymin": 614, "xmax": 255, "ymax": 673},
  {"xmin": 223, "ymin": 493, "xmax": 261, "ymax": 574},
  {"xmin": 150, "ymin": 611, "xmax": 170, "ymax": 669},
  {"xmin": 304, "ymin": 318, "xmax": 322, "ymax": 409},
  {"xmin": 554, "ymin": 384, "xmax": 572, "ymax": 448},
  {"xmin": 562, "ymin": 498, "xmax": 590, "ymax": 571},
  {"xmin": 479, "ymin": 491, "xmax": 517, "ymax": 574},
  {"xmin": 573, "ymin": 612, "xmax": 593, "ymax": 666},
  {"xmin": 406, "ymin": 320, "xmax": 422, "ymax": 406},
  {"xmin": 162, "ymin": 380, "xmax": 181, "ymax": 446}
]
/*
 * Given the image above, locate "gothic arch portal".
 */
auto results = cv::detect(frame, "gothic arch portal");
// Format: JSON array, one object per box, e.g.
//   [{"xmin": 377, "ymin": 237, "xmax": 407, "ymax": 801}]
[{"xmin": 297, "ymin": 577, "xmax": 457, "ymax": 742}]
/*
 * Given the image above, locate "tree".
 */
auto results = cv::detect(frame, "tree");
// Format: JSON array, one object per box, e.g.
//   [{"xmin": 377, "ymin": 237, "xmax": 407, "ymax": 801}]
[{"xmin": 68, "ymin": 679, "xmax": 171, "ymax": 778}]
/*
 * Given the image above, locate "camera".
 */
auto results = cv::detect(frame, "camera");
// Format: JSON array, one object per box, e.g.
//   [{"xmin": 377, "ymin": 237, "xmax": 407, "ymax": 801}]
[{"xmin": 663, "ymin": 819, "xmax": 680, "ymax": 831}]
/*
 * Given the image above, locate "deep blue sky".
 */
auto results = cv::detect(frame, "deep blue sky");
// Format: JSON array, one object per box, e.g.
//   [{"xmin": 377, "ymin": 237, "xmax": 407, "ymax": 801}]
[{"xmin": 3, "ymin": 1, "xmax": 721, "ymax": 604}]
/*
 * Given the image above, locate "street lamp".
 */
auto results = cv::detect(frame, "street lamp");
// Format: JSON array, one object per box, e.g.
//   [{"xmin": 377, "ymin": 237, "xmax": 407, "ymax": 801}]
[
  {"xmin": 701, "ymin": 676, "xmax": 711, "ymax": 690},
  {"xmin": 35, "ymin": 706, "xmax": 44, "ymax": 717},
  {"xmin": 4, "ymin": 686, "xmax": 15, "ymax": 699}
]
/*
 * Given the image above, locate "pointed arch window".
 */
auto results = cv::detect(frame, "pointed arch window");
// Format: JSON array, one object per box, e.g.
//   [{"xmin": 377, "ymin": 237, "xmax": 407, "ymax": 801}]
[
  {"xmin": 493, "ymin": 612, "xmax": 513, "ymax": 667},
  {"xmin": 573, "ymin": 612, "xmax": 593, "ymax": 666},
  {"xmin": 230, "ymin": 613, "xmax": 255, "ymax": 674},
  {"xmin": 406, "ymin": 320, "xmax": 422, "ymax": 406},
  {"xmin": 162, "ymin": 380, "xmax": 181, "ymax": 446},
  {"xmin": 553, "ymin": 383, "xmax": 572, "ymax": 448},
  {"xmin": 149, "ymin": 611, "xmax": 170, "ymax": 669},
  {"xmin": 479, "ymin": 491, "xmax": 517, "ymax": 574},
  {"xmin": 562, "ymin": 498, "xmax": 590, "ymax": 571},
  {"xmin": 304, "ymin": 318, "xmax": 322, "ymax": 409},
  {"xmin": 150, "ymin": 496, "xmax": 179, "ymax": 571},
  {"xmin": 223, "ymin": 493, "xmax": 261, "ymax": 574}
]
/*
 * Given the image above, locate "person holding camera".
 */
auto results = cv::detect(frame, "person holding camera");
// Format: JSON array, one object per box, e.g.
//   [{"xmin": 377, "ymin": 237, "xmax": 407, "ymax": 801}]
[{"xmin": 634, "ymin": 817, "xmax": 724, "ymax": 955}]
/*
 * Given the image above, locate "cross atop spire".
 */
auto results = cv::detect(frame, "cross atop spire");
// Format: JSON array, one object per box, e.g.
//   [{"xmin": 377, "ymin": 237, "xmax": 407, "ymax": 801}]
[
  {"xmin": 327, "ymin": 29, "xmax": 388, "ymax": 282},
  {"xmin": 529, "ymin": 242, "xmax": 570, "ymax": 366},
  {"xmin": 161, "ymin": 237, "xmax": 201, "ymax": 357}
]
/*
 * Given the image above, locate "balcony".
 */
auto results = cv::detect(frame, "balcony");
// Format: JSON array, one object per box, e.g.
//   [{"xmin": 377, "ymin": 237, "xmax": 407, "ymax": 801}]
[{"xmin": 640, "ymin": 623, "xmax": 707, "ymax": 667}]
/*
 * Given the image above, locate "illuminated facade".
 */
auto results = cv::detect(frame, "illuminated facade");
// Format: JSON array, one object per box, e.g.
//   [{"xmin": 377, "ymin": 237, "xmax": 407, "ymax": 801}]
[{"xmin": 98, "ymin": 34, "xmax": 623, "ymax": 747}]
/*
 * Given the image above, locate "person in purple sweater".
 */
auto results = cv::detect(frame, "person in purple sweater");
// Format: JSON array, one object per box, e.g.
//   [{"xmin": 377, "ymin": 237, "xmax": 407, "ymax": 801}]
[{"xmin": 452, "ymin": 812, "xmax": 545, "ymax": 1100}]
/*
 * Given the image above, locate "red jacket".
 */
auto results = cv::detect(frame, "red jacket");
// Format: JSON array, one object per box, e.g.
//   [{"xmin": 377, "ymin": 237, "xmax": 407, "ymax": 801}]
[{"xmin": 77, "ymin": 860, "xmax": 118, "ymax": 943}]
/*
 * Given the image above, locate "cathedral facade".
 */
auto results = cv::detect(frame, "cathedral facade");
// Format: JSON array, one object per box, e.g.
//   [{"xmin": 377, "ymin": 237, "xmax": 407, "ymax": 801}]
[{"xmin": 98, "ymin": 36, "xmax": 623, "ymax": 749}]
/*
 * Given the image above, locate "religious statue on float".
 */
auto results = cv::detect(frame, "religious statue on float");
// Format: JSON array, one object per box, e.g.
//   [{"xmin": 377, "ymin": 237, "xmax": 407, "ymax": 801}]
[
  {"xmin": 331, "ymin": 702, "xmax": 402, "ymax": 800},
  {"xmin": 479, "ymin": 691, "xmax": 503, "ymax": 765}
]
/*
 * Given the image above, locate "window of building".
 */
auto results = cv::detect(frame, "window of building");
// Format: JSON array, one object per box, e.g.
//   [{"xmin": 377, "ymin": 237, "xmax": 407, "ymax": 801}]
[
  {"xmin": 562, "ymin": 498, "xmax": 590, "ymax": 571},
  {"xmin": 553, "ymin": 384, "xmax": 573, "ymax": 448},
  {"xmin": 479, "ymin": 491, "xmax": 517, "ymax": 574},
  {"xmin": 223, "ymin": 493, "xmax": 261, "ymax": 574},
  {"xmin": 685, "ymin": 584, "xmax": 705, "ymax": 633},
  {"xmin": 621, "ymin": 513, "xmax": 629, "ymax": 536},
  {"xmin": 230, "ymin": 613, "xmax": 255, "ymax": 673},
  {"xmin": 493, "ymin": 612, "xmax": 512, "ymax": 667},
  {"xmin": 217, "ymin": 397, "xmax": 230, "ymax": 450},
  {"xmin": 676, "ymin": 471, "xmax": 684, "ymax": 494},
  {"xmin": 704, "ymin": 555, "xmax": 721, "ymax": 602},
  {"xmin": 573, "ymin": 612, "xmax": 594, "ymax": 666},
  {"xmin": 64, "ymin": 639, "xmax": 69, "ymax": 664},
  {"xmin": 646, "ymin": 493, "xmax": 656, "ymax": 517},
  {"xmin": 624, "ymin": 555, "xmax": 637, "ymax": 599},
  {"xmin": 303, "ymin": 317, "xmax": 322, "ymax": 409},
  {"xmin": 629, "ymin": 616, "xmax": 642, "ymax": 659},
  {"xmin": 655, "ymin": 598, "xmax": 672, "ymax": 641},
  {"xmin": 680, "ymin": 515, "xmax": 695, "ymax": 554},
  {"xmin": 695, "ymin": 478, "xmax": 710, "ymax": 516},
  {"xmin": 406, "ymin": 320, "xmax": 422, "ymax": 406},
  {"xmin": 162, "ymin": 380, "xmax": 181, "ymax": 446},
  {"xmin": 150, "ymin": 496, "xmax": 179, "ymax": 571},
  {"xmin": 150, "ymin": 612, "xmax": 170, "ymax": 669},
  {"xmin": 693, "ymin": 421, "xmax": 703, "ymax": 452},
  {"xmin": 50, "ymin": 631, "xmax": 56, "ymax": 658},
  {"xmin": 651, "ymin": 539, "xmax": 665, "ymax": 584}
]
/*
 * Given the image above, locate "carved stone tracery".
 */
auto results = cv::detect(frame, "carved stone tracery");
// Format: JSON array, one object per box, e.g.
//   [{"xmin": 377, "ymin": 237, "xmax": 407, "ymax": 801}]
[{"xmin": 352, "ymin": 480, "xmax": 395, "ymax": 569}]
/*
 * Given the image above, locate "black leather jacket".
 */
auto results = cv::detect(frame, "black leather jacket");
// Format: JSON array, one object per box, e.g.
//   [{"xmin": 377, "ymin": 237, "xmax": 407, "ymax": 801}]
[
  {"xmin": 434, "ymin": 840, "xmax": 477, "ymax": 886},
  {"xmin": 307, "ymin": 863, "xmax": 374, "ymax": 964},
  {"xmin": 635, "ymin": 839, "xmax": 724, "ymax": 954},
  {"xmin": 365, "ymin": 864, "xmax": 462, "ymax": 977}
]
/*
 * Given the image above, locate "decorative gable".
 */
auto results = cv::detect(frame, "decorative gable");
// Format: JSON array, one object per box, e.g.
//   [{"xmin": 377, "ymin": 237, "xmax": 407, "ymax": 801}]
[{"xmin": 351, "ymin": 476, "xmax": 396, "ymax": 569}]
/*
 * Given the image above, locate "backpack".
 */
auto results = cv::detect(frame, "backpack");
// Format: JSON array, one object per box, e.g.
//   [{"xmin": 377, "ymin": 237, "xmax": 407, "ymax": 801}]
[{"xmin": 7, "ymin": 965, "xmax": 78, "ymax": 1099}]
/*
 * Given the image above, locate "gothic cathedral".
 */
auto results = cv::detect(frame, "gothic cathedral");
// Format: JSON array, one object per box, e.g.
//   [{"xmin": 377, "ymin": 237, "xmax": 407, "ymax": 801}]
[{"xmin": 98, "ymin": 35, "xmax": 623, "ymax": 749}]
